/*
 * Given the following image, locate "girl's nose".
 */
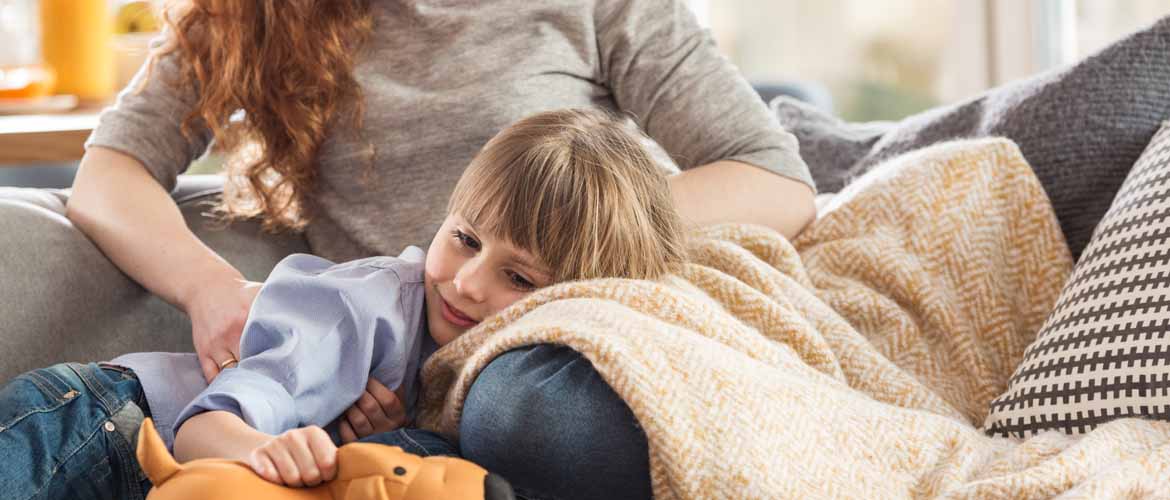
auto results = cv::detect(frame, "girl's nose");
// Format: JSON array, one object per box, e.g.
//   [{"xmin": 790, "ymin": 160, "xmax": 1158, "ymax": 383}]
[{"xmin": 453, "ymin": 258, "xmax": 488, "ymax": 303}]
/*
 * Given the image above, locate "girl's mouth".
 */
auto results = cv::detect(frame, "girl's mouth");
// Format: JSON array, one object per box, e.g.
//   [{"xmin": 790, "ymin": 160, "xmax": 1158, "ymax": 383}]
[{"xmin": 439, "ymin": 293, "xmax": 479, "ymax": 328}]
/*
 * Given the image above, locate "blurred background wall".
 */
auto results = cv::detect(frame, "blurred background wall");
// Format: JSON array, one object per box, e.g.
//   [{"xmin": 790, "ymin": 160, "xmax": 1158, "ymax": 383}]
[{"xmin": 3, "ymin": 0, "xmax": 1170, "ymax": 187}]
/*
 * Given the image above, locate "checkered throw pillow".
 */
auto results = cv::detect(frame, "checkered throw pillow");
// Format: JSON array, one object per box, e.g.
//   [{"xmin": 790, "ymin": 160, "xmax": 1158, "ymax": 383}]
[{"xmin": 984, "ymin": 122, "xmax": 1170, "ymax": 438}]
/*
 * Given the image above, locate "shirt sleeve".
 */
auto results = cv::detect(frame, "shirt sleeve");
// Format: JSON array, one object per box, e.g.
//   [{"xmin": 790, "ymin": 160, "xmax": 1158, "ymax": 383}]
[
  {"xmin": 84, "ymin": 30, "xmax": 213, "ymax": 192},
  {"xmin": 594, "ymin": 0, "xmax": 816, "ymax": 192},
  {"xmin": 173, "ymin": 254, "xmax": 419, "ymax": 436}
]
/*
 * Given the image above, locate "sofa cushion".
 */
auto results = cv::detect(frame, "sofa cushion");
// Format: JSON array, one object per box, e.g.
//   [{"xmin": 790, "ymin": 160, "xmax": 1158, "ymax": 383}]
[
  {"xmin": 0, "ymin": 175, "xmax": 309, "ymax": 381},
  {"xmin": 775, "ymin": 17, "xmax": 1170, "ymax": 261},
  {"xmin": 983, "ymin": 121, "xmax": 1170, "ymax": 438}
]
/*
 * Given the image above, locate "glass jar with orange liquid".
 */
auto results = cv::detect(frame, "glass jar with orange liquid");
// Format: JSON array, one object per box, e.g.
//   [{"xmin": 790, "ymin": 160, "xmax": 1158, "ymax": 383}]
[
  {"xmin": 40, "ymin": 0, "xmax": 115, "ymax": 102},
  {"xmin": 0, "ymin": 0, "xmax": 56, "ymax": 99}
]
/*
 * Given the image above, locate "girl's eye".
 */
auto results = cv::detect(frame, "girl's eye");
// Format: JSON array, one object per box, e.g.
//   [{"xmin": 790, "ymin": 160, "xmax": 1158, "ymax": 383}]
[
  {"xmin": 452, "ymin": 230, "xmax": 481, "ymax": 251},
  {"xmin": 508, "ymin": 271, "xmax": 536, "ymax": 291}
]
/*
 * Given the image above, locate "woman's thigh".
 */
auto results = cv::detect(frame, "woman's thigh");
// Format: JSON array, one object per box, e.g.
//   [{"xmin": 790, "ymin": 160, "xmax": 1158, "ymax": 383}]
[
  {"xmin": 358, "ymin": 427, "xmax": 460, "ymax": 457},
  {"xmin": 460, "ymin": 345, "xmax": 651, "ymax": 500},
  {"xmin": 0, "ymin": 363, "xmax": 150, "ymax": 500}
]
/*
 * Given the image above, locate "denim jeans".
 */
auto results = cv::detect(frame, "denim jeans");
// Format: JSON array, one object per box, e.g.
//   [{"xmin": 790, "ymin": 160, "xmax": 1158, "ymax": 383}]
[
  {"xmin": 0, "ymin": 348, "xmax": 651, "ymax": 500},
  {"xmin": 460, "ymin": 345, "xmax": 652, "ymax": 500},
  {"xmin": 358, "ymin": 427, "xmax": 461, "ymax": 457},
  {"xmin": 0, "ymin": 363, "xmax": 152, "ymax": 500}
]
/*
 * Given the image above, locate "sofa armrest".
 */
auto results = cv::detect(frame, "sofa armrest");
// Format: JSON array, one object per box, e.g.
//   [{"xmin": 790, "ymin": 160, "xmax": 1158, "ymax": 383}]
[{"xmin": 0, "ymin": 175, "xmax": 309, "ymax": 381}]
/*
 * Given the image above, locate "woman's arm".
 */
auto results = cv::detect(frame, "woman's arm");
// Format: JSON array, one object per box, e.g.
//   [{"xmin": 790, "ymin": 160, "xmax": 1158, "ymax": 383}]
[
  {"xmin": 69, "ymin": 33, "xmax": 251, "ymax": 381},
  {"xmin": 596, "ymin": 0, "xmax": 818, "ymax": 238},
  {"xmin": 67, "ymin": 147, "xmax": 244, "ymax": 313},
  {"xmin": 670, "ymin": 160, "xmax": 817, "ymax": 240},
  {"xmin": 66, "ymin": 147, "xmax": 255, "ymax": 382}
]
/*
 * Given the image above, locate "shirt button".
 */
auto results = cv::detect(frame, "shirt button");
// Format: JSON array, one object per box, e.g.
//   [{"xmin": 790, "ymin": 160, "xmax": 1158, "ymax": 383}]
[{"xmin": 104, "ymin": 421, "xmax": 116, "ymax": 432}]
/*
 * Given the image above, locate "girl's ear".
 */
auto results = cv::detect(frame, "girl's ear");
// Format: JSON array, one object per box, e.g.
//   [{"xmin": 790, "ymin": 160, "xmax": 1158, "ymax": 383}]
[{"xmin": 136, "ymin": 418, "xmax": 183, "ymax": 485}]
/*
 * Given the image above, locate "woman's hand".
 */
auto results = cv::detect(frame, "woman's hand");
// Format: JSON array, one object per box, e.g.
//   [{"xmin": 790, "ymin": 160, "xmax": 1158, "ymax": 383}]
[
  {"xmin": 185, "ymin": 275, "xmax": 263, "ymax": 383},
  {"xmin": 338, "ymin": 378, "xmax": 410, "ymax": 442},
  {"xmin": 247, "ymin": 426, "xmax": 338, "ymax": 487}
]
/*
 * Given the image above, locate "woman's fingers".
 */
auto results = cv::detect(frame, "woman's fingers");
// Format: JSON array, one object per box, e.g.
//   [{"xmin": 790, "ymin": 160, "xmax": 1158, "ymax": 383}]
[
  {"xmin": 197, "ymin": 347, "xmax": 238, "ymax": 383},
  {"xmin": 196, "ymin": 351, "xmax": 220, "ymax": 383},
  {"xmin": 189, "ymin": 278, "xmax": 259, "ymax": 383}
]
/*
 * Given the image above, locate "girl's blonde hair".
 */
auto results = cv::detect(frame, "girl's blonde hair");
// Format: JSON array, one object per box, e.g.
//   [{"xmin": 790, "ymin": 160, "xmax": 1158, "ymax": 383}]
[{"xmin": 449, "ymin": 108, "xmax": 688, "ymax": 283}]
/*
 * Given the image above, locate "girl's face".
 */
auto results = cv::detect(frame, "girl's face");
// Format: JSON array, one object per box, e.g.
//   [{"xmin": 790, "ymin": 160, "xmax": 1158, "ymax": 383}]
[{"xmin": 424, "ymin": 214, "xmax": 551, "ymax": 346}]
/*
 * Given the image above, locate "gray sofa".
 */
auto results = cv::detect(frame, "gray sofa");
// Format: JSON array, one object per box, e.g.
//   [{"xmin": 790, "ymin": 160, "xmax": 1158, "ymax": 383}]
[
  {"xmin": 0, "ymin": 176, "xmax": 308, "ymax": 380},
  {"xmin": 5, "ymin": 15, "xmax": 1169, "ymax": 383}
]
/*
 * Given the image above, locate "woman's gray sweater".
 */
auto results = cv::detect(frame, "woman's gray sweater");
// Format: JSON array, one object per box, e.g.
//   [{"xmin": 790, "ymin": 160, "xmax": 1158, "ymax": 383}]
[{"xmin": 86, "ymin": 0, "xmax": 813, "ymax": 261}]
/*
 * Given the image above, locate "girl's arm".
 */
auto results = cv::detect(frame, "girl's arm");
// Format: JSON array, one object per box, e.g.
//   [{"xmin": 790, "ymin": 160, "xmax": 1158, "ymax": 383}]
[
  {"xmin": 175, "ymin": 410, "xmax": 338, "ymax": 487},
  {"xmin": 168, "ymin": 252, "xmax": 422, "ymax": 484},
  {"xmin": 171, "ymin": 254, "xmax": 418, "ymax": 438},
  {"xmin": 173, "ymin": 410, "xmax": 270, "ymax": 462}
]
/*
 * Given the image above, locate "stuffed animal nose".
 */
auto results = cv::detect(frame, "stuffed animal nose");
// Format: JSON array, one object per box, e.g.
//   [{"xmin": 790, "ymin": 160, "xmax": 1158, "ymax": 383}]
[{"xmin": 483, "ymin": 473, "xmax": 515, "ymax": 500}]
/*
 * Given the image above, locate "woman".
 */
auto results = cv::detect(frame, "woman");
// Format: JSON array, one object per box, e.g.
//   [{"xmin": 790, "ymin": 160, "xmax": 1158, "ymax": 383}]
[{"xmin": 65, "ymin": 1, "xmax": 817, "ymax": 499}]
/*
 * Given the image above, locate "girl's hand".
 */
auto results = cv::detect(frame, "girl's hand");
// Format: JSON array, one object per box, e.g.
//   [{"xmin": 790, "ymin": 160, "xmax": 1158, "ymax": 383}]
[
  {"xmin": 185, "ymin": 275, "xmax": 263, "ymax": 383},
  {"xmin": 338, "ymin": 378, "xmax": 410, "ymax": 443},
  {"xmin": 248, "ymin": 426, "xmax": 338, "ymax": 487}
]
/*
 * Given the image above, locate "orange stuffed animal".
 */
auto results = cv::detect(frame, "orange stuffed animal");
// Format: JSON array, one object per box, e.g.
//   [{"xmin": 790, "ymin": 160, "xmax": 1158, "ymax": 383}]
[{"xmin": 136, "ymin": 418, "xmax": 514, "ymax": 500}]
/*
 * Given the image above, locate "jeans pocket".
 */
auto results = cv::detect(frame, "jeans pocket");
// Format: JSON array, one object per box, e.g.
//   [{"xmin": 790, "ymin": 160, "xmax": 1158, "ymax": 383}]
[
  {"xmin": 0, "ymin": 367, "xmax": 80, "ymax": 432},
  {"xmin": 86, "ymin": 456, "xmax": 112, "ymax": 487}
]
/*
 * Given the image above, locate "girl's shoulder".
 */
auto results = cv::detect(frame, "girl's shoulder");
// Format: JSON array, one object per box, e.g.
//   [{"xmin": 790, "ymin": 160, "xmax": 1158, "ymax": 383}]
[{"xmin": 275, "ymin": 246, "xmax": 426, "ymax": 285}]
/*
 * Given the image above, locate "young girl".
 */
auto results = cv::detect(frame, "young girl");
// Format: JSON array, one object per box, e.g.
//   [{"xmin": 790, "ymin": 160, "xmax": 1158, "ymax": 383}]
[{"xmin": 0, "ymin": 108, "xmax": 687, "ymax": 498}]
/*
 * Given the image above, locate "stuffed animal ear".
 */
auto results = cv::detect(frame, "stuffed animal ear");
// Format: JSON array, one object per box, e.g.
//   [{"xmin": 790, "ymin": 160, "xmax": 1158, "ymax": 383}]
[{"xmin": 136, "ymin": 418, "xmax": 183, "ymax": 486}]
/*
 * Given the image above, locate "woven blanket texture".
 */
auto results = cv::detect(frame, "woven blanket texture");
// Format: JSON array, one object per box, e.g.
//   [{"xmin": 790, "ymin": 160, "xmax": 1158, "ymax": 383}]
[{"xmin": 416, "ymin": 138, "xmax": 1170, "ymax": 499}]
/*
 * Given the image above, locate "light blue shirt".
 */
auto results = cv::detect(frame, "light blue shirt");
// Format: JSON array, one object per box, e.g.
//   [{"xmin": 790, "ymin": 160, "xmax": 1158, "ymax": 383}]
[{"xmin": 111, "ymin": 247, "xmax": 435, "ymax": 450}]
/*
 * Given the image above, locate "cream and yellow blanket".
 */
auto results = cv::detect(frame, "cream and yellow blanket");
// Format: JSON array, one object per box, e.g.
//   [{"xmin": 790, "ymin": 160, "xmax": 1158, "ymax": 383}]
[{"xmin": 417, "ymin": 139, "xmax": 1170, "ymax": 498}]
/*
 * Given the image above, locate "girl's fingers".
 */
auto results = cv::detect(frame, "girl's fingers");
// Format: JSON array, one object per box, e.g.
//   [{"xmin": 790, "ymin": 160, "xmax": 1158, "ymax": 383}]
[
  {"xmin": 393, "ymin": 385, "xmax": 411, "ymax": 426},
  {"xmin": 305, "ymin": 428, "xmax": 338, "ymax": 481},
  {"xmin": 365, "ymin": 380, "xmax": 407, "ymax": 424},
  {"xmin": 266, "ymin": 441, "xmax": 304, "ymax": 487},
  {"xmin": 339, "ymin": 419, "xmax": 358, "ymax": 444},
  {"xmin": 356, "ymin": 391, "xmax": 393, "ymax": 431},
  {"xmin": 345, "ymin": 406, "xmax": 374, "ymax": 437},
  {"xmin": 248, "ymin": 449, "xmax": 281, "ymax": 484},
  {"xmin": 283, "ymin": 432, "xmax": 323, "ymax": 487},
  {"xmin": 366, "ymin": 379, "xmax": 403, "ymax": 413}
]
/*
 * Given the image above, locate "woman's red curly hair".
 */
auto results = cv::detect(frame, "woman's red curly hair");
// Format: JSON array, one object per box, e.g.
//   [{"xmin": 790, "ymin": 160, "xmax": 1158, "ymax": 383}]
[{"xmin": 149, "ymin": 0, "xmax": 373, "ymax": 231}]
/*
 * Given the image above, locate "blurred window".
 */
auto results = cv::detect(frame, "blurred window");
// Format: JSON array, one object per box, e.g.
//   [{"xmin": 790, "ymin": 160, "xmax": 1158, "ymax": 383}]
[
  {"xmin": 1073, "ymin": 0, "xmax": 1170, "ymax": 57},
  {"xmin": 689, "ymin": 0, "xmax": 1170, "ymax": 121}
]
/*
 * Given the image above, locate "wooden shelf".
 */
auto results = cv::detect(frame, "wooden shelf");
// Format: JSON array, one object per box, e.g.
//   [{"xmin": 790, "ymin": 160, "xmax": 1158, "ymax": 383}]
[{"xmin": 0, "ymin": 106, "xmax": 103, "ymax": 165}]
